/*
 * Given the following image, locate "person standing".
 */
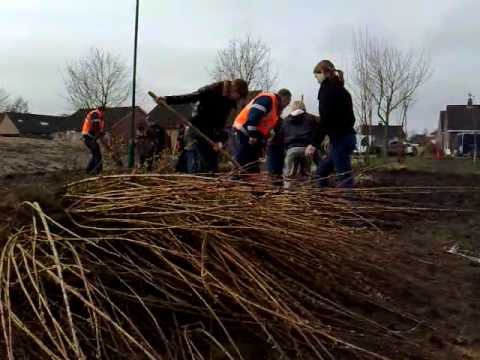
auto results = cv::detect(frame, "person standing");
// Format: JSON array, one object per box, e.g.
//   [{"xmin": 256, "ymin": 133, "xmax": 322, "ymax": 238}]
[
  {"xmin": 312, "ymin": 60, "xmax": 357, "ymax": 188},
  {"xmin": 232, "ymin": 89, "xmax": 292, "ymax": 173},
  {"xmin": 136, "ymin": 124, "xmax": 152, "ymax": 170},
  {"xmin": 266, "ymin": 116, "xmax": 285, "ymax": 183},
  {"xmin": 81, "ymin": 106, "xmax": 106, "ymax": 175},
  {"xmin": 281, "ymin": 101, "xmax": 321, "ymax": 188},
  {"xmin": 155, "ymin": 79, "xmax": 249, "ymax": 174}
]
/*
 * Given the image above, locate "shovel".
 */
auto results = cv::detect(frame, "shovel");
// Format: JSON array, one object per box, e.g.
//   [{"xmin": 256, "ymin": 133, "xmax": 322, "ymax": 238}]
[{"xmin": 148, "ymin": 91, "xmax": 241, "ymax": 169}]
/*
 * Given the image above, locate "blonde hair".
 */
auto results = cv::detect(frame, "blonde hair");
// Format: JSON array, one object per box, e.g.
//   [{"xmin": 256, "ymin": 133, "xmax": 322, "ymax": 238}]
[
  {"xmin": 313, "ymin": 60, "xmax": 345, "ymax": 86},
  {"xmin": 292, "ymin": 101, "xmax": 306, "ymax": 112}
]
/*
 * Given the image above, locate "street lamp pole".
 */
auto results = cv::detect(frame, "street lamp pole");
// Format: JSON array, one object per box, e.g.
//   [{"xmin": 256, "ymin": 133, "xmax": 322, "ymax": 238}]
[
  {"xmin": 474, "ymin": 109, "xmax": 477, "ymax": 164},
  {"xmin": 128, "ymin": 0, "xmax": 140, "ymax": 169}
]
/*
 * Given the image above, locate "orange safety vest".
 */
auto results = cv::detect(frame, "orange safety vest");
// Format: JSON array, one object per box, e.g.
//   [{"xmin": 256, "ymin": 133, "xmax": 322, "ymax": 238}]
[
  {"xmin": 82, "ymin": 109, "xmax": 105, "ymax": 137},
  {"xmin": 233, "ymin": 93, "xmax": 279, "ymax": 139}
]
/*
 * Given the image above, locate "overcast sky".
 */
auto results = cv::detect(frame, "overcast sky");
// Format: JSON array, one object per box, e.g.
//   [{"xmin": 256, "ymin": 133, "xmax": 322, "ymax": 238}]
[{"xmin": 1, "ymin": 0, "xmax": 479, "ymax": 133}]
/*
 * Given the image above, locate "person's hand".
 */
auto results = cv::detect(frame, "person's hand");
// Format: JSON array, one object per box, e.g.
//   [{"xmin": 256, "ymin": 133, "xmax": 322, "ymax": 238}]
[
  {"xmin": 155, "ymin": 96, "xmax": 166, "ymax": 104},
  {"xmin": 213, "ymin": 142, "xmax": 224, "ymax": 152},
  {"xmin": 248, "ymin": 137, "xmax": 258, "ymax": 145}
]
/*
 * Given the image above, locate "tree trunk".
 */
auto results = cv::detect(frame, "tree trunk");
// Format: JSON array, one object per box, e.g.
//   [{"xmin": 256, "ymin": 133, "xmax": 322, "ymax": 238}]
[{"xmin": 383, "ymin": 123, "xmax": 389, "ymax": 158}]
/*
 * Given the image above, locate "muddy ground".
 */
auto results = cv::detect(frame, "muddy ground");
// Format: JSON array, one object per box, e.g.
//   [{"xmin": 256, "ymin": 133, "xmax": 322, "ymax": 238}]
[{"xmin": 0, "ymin": 167, "xmax": 479, "ymax": 359}]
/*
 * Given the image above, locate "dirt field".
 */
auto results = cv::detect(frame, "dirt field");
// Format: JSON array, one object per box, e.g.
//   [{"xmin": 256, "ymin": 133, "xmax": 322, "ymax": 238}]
[
  {"xmin": 0, "ymin": 137, "xmax": 89, "ymax": 176},
  {"xmin": 0, "ymin": 156, "xmax": 479, "ymax": 359}
]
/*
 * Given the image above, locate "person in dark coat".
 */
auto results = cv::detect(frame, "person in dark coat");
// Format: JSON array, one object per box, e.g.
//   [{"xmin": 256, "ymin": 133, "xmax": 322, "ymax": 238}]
[
  {"xmin": 156, "ymin": 79, "xmax": 249, "ymax": 174},
  {"xmin": 266, "ymin": 116, "xmax": 285, "ymax": 183},
  {"xmin": 312, "ymin": 60, "xmax": 357, "ymax": 188}
]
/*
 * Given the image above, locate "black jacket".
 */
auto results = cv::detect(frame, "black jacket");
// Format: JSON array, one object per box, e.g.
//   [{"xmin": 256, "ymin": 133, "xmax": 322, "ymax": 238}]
[
  {"xmin": 281, "ymin": 111, "xmax": 321, "ymax": 150},
  {"xmin": 165, "ymin": 82, "xmax": 236, "ymax": 143},
  {"xmin": 317, "ymin": 79, "xmax": 356, "ymax": 141}
]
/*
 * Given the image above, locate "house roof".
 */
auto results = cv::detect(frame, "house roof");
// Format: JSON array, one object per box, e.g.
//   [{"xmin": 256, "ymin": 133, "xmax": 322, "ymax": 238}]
[
  {"xmin": 360, "ymin": 124, "xmax": 406, "ymax": 139},
  {"xmin": 147, "ymin": 103, "xmax": 193, "ymax": 129},
  {"xmin": 55, "ymin": 107, "xmax": 144, "ymax": 132},
  {"xmin": 3, "ymin": 112, "xmax": 66, "ymax": 135},
  {"xmin": 443, "ymin": 105, "xmax": 480, "ymax": 131}
]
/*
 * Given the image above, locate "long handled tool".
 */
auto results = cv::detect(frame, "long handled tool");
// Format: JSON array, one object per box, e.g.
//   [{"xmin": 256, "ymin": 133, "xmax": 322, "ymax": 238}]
[{"xmin": 148, "ymin": 91, "xmax": 241, "ymax": 168}]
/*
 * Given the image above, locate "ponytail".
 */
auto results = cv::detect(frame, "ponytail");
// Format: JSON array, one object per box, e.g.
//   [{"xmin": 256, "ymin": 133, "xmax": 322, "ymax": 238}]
[
  {"xmin": 314, "ymin": 60, "xmax": 345, "ymax": 86},
  {"xmin": 334, "ymin": 70, "xmax": 345, "ymax": 86}
]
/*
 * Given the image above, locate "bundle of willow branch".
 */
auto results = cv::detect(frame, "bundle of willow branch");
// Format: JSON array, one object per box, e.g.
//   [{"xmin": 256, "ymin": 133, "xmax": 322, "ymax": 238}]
[{"xmin": 0, "ymin": 175, "xmax": 468, "ymax": 359}]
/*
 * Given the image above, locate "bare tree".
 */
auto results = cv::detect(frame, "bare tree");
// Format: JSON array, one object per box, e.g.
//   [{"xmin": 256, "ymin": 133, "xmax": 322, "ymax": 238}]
[
  {"xmin": 64, "ymin": 48, "xmax": 131, "ymax": 109},
  {"xmin": 7, "ymin": 96, "xmax": 29, "ymax": 113},
  {"xmin": 0, "ymin": 89, "xmax": 10, "ymax": 112},
  {"xmin": 365, "ymin": 36, "xmax": 431, "ymax": 155},
  {"xmin": 351, "ymin": 29, "xmax": 374, "ymax": 160},
  {"xmin": 210, "ymin": 35, "xmax": 277, "ymax": 90}
]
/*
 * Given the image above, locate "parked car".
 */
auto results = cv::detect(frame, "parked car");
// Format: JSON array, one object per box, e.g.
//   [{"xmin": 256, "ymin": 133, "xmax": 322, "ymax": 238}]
[
  {"xmin": 404, "ymin": 142, "xmax": 419, "ymax": 156},
  {"xmin": 387, "ymin": 140, "xmax": 419, "ymax": 156}
]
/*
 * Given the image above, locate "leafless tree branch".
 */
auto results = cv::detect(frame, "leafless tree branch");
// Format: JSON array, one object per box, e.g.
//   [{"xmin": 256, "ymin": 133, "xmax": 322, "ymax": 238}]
[
  {"xmin": 63, "ymin": 48, "xmax": 131, "ymax": 110},
  {"xmin": 351, "ymin": 29, "xmax": 432, "ymax": 155},
  {"xmin": 0, "ymin": 89, "xmax": 10, "ymax": 112},
  {"xmin": 7, "ymin": 96, "xmax": 29, "ymax": 113},
  {"xmin": 209, "ymin": 35, "xmax": 278, "ymax": 91}
]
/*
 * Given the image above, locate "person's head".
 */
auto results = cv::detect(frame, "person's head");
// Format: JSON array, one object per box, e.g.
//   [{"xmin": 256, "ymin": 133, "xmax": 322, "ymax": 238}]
[
  {"xmin": 228, "ymin": 79, "xmax": 249, "ymax": 101},
  {"xmin": 277, "ymin": 89, "xmax": 292, "ymax": 110},
  {"xmin": 313, "ymin": 60, "xmax": 345, "ymax": 86},
  {"xmin": 98, "ymin": 105, "xmax": 106, "ymax": 112},
  {"xmin": 291, "ymin": 100, "xmax": 306, "ymax": 112}
]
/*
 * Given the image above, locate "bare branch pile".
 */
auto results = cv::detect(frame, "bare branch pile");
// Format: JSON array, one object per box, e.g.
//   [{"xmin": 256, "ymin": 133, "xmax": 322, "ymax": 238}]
[{"xmin": 0, "ymin": 175, "xmax": 452, "ymax": 359}]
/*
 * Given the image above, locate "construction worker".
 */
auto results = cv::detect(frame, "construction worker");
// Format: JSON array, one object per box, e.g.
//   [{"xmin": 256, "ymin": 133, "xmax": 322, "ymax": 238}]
[
  {"xmin": 232, "ymin": 89, "xmax": 292, "ymax": 173},
  {"xmin": 82, "ymin": 106, "xmax": 106, "ymax": 175},
  {"xmin": 155, "ymin": 79, "xmax": 249, "ymax": 174}
]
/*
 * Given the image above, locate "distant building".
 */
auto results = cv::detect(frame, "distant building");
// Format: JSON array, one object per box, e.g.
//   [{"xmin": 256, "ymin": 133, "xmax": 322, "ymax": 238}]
[
  {"xmin": 53, "ymin": 107, "xmax": 147, "ymax": 143},
  {"xmin": 0, "ymin": 112, "xmax": 66, "ymax": 138},
  {"xmin": 437, "ymin": 101, "xmax": 480, "ymax": 154},
  {"xmin": 360, "ymin": 124, "xmax": 406, "ymax": 148}
]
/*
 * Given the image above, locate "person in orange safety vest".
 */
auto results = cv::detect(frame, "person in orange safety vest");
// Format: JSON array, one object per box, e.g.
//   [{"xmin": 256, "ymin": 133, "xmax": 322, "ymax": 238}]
[
  {"xmin": 232, "ymin": 89, "xmax": 292, "ymax": 173},
  {"xmin": 82, "ymin": 106, "xmax": 106, "ymax": 175}
]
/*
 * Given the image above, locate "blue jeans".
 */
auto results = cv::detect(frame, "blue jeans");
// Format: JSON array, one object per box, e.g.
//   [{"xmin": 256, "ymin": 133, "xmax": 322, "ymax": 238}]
[
  {"xmin": 176, "ymin": 141, "xmax": 218, "ymax": 174},
  {"xmin": 84, "ymin": 136, "xmax": 102, "ymax": 175},
  {"xmin": 233, "ymin": 131, "xmax": 263, "ymax": 173},
  {"xmin": 266, "ymin": 144, "xmax": 285, "ymax": 177},
  {"xmin": 317, "ymin": 134, "xmax": 356, "ymax": 188}
]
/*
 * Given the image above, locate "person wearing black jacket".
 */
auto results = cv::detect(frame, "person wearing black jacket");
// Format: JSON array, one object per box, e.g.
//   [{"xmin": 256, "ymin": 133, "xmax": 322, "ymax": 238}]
[
  {"xmin": 156, "ymin": 79, "xmax": 249, "ymax": 174},
  {"xmin": 312, "ymin": 60, "xmax": 357, "ymax": 188}
]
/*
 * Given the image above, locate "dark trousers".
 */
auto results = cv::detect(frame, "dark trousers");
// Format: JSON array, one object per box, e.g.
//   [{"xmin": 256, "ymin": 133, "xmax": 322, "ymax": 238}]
[
  {"xmin": 176, "ymin": 141, "xmax": 219, "ymax": 174},
  {"xmin": 266, "ymin": 144, "xmax": 285, "ymax": 177},
  {"xmin": 84, "ymin": 136, "xmax": 102, "ymax": 175},
  {"xmin": 317, "ymin": 134, "xmax": 356, "ymax": 188},
  {"xmin": 233, "ymin": 131, "xmax": 263, "ymax": 173}
]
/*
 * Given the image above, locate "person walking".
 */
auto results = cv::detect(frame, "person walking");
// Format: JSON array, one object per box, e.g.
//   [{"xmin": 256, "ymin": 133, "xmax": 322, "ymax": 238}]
[
  {"xmin": 155, "ymin": 79, "xmax": 249, "ymax": 174},
  {"xmin": 81, "ymin": 106, "xmax": 106, "ymax": 175},
  {"xmin": 281, "ymin": 101, "xmax": 321, "ymax": 189},
  {"xmin": 313, "ymin": 60, "xmax": 357, "ymax": 188},
  {"xmin": 232, "ymin": 89, "xmax": 292, "ymax": 174}
]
